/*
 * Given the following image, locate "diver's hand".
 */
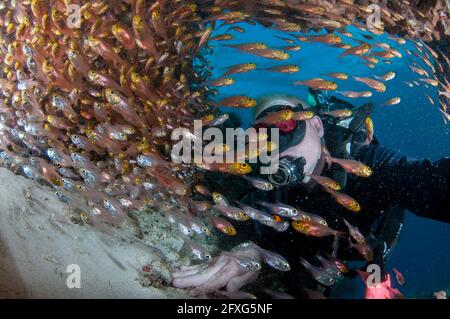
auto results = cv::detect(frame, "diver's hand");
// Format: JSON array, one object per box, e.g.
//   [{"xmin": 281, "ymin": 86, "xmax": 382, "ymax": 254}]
[
  {"xmin": 171, "ymin": 245, "xmax": 261, "ymax": 296},
  {"xmin": 364, "ymin": 274, "xmax": 403, "ymax": 299}
]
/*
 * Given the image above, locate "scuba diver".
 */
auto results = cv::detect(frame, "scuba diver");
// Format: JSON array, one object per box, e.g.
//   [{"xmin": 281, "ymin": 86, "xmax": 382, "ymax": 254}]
[{"xmin": 172, "ymin": 89, "xmax": 450, "ymax": 298}]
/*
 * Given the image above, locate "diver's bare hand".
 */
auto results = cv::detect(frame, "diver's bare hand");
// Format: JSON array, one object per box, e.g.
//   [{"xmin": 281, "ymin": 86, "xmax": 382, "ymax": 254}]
[{"xmin": 171, "ymin": 245, "xmax": 260, "ymax": 296}]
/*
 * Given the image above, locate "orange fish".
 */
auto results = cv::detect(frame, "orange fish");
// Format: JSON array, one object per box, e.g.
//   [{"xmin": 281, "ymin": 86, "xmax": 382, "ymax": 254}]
[
  {"xmin": 211, "ymin": 216, "xmax": 237, "ymax": 236},
  {"xmin": 365, "ymin": 117, "xmax": 374, "ymax": 142},
  {"xmin": 292, "ymin": 220, "xmax": 344, "ymax": 237},
  {"xmin": 326, "ymin": 189, "xmax": 361, "ymax": 213},
  {"xmin": 419, "ymin": 78, "xmax": 439, "ymax": 87},
  {"xmin": 393, "ymin": 268, "xmax": 405, "ymax": 285},
  {"xmin": 337, "ymin": 90, "xmax": 373, "ymax": 98},
  {"xmin": 207, "ymin": 77, "xmax": 235, "ymax": 87},
  {"xmin": 264, "ymin": 65, "xmax": 299, "ymax": 73},
  {"xmin": 217, "ymin": 95, "xmax": 256, "ymax": 108},
  {"xmin": 296, "ymin": 34, "xmax": 342, "ymax": 45},
  {"xmin": 111, "ymin": 23, "xmax": 136, "ymax": 51},
  {"xmin": 343, "ymin": 218, "xmax": 366, "ymax": 244},
  {"xmin": 196, "ymin": 162, "xmax": 252, "ymax": 175},
  {"xmin": 330, "ymin": 157, "xmax": 372, "ymax": 177},
  {"xmin": 340, "ymin": 43, "xmax": 371, "ymax": 57},
  {"xmin": 254, "ymin": 109, "xmax": 294, "ymax": 125},
  {"xmin": 294, "ymin": 78, "xmax": 337, "ymax": 90},
  {"xmin": 308, "ymin": 174, "xmax": 341, "ymax": 191},
  {"xmin": 248, "ymin": 49, "xmax": 290, "ymax": 60},
  {"xmin": 383, "ymin": 97, "xmax": 401, "ymax": 106},
  {"xmin": 293, "ymin": 111, "xmax": 315, "ymax": 121},
  {"xmin": 223, "ymin": 63, "xmax": 257, "ymax": 76},
  {"xmin": 323, "ymin": 73, "xmax": 348, "ymax": 80},
  {"xmin": 353, "ymin": 76, "xmax": 386, "ymax": 92},
  {"xmin": 321, "ymin": 109, "xmax": 352, "ymax": 118},
  {"xmin": 210, "ymin": 34, "xmax": 233, "ymax": 41},
  {"xmin": 224, "ymin": 42, "xmax": 268, "ymax": 51}
]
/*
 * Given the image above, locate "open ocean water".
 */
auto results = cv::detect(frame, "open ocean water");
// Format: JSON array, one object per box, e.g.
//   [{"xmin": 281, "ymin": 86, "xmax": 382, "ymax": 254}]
[{"xmin": 207, "ymin": 22, "xmax": 450, "ymax": 298}]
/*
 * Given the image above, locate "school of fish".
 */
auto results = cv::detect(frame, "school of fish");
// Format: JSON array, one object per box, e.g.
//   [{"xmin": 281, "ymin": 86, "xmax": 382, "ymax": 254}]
[{"xmin": 0, "ymin": 0, "xmax": 449, "ymax": 299}]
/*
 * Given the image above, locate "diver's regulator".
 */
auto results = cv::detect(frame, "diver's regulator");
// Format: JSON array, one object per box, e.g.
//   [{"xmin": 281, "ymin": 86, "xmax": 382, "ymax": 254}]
[{"xmin": 263, "ymin": 155, "xmax": 307, "ymax": 189}]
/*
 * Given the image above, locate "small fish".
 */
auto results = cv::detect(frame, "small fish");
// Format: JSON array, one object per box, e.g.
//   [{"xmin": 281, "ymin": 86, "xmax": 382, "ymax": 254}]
[
  {"xmin": 353, "ymin": 76, "xmax": 386, "ymax": 92},
  {"xmin": 223, "ymin": 63, "xmax": 256, "ymax": 76},
  {"xmin": 308, "ymin": 174, "xmax": 341, "ymax": 191},
  {"xmin": 365, "ymin": 117, "xmax": 374, "ymax": 142},
  {"xmin": 321, "ymin": 109, "xmax": 352, "ymax": 118},
  {"xmin": 212, "ymin": 192, "xmax": 230, "ymax": 206},
  {"xmin": 316, "ymin": 255, "xmax": 343, "ymax": 279},
  {"xmin": 217, "ymin": 95, "xmax": 256, "ymax": 108},
  {"xmin": 292, "ymin": 220, "xmax": 343, "ymax": 237},
  {"xmin": 55, "ymin": 190, "xmax": 70, "ymax": 204},
  {"xmin": 197, "ymin": 162, "xmax": 252, "ymax": 175},
  {"xmin": 323, "ymin": 73, "xmax": 349, "ymax": 80},
  {"xmin": 296, "ymin": 34, "xmax": 342, "ymax": 45},
  {"xmin": 225, "ymin": 26, "xmax": 245, "ymax": 33},
  {"xmin": 183, "ymin": 237, "xmax": 212, "ymax": 261},
  {"xmin": 254, "ymin": 109, "xmax": 294, "ymax": 125},
  {"xmin": 323, "ymin": 253, "xmax": 349, "ymax": 273},
  {"xmin": 111, "ymin": 23, "xmax": 136, "ymax": 51},
  {"xmin": 294, "ymin": 78, "xmax": 337, "ymax": 90},
  {"xmin": 223, "ymin": 253, "xmax": 261, "ymax": 271},
  {"xmin": 248, "ymin": 49, "xmax": 290, "ymax": 60},
  {"xmin": 293, "ymin": 111, "xmax": 315, "ymax": 121},
  {"xmin": 304, "ymin": 213, "xmax": 328, "ymax": 226},
  {"xmin": 337, "ymin": 90, "xmax": 372, "ymax": 98},
  {"xmin": 281, "ymin": 45, "xmax": 301, "ymax": 52},
  {"xmin": 326, "ymin": 189, "xmax": 361, "ymax": 213},
  {"xmin": 330, "ymin": 157, "xmax": 372, "ymax": 177},
  {"xmin": 211, "ymin": 216, "xmax": 237, "ymax": 236},
  {"xmin": 256, "ymin": 200, "xmax": 298, "ymax": 218},
  {"xmin": 343, "ymin": 218, "xmax": 366, "ymax": 244},
  {"xmin": 438, "ymin": 90, "xmax": 450, "ymax": 99},
  {"xmin": 424, "ymin": 93, "xmax": 435, "ymax": 105},
  {"xmin": 393, "ymin": 268, "xmax": 405, "ymax": 286},
  {"xmin": 375, "ymin": 71, "xmax": 396, "ymax": 81},
  {"xmin": 237, "ymin": 202, "xmax": 272, "ymax": 221},
  {"xmin": 214, "ymin": 204, "xmax": 249, "ymax": 221},
  {"xmin": 419, "ymin": 78, "xmax": 439, "ymax": 87},
  {"xmin": 340, "ymin": 43, "xmax": 371, "ymax": 58},
  {"xmin": 241, "ymin": 175, "xmax": 274, "ymax": 191},
  {"xmin": 263, "ymin": 65, "xmax": 300, "ymax": 73},
  {"xmin": 206, "ymin": 113, "xmax": 229, "ymax": 127},
  {"xmin": 223, "ymin": 42, "xmax": 267, "ymax": 52},
  {"xmin": 207, "ymin": 77, "xmax": 235, "ymax": 87},
  {"xmin": 210, "ymin": 34, "xmax": 233, "ymax": 41},
  {"xmin": 403, "ymin": 81, "xmax": 414, "ymax": 88},
  {"xmin": 250, "ymin": 243, "xmax": 290, "ymax": 271},
  {"xmin": 195, "ymin": 184, "xmax": 211, "ymax": 197},
  {"xmin": 383, "ymin": 97, "xmax": 401, "ymax": 106},
  {"xmin": 300, "ymin": 257, "xmax": 336, "ymax": 286},
  {"xmin": 348, "ymin": 238, "xmax": 373, "ymax": 261}
]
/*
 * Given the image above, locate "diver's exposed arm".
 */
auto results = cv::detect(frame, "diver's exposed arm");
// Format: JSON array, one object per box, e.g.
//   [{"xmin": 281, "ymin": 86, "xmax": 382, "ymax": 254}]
[{"xmin": 354, "ymin": 144, "xmax": 450, "ymax": 223}]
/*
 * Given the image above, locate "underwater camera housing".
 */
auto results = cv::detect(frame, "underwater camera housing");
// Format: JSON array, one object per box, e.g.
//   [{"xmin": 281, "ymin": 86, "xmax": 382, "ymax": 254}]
[{"xmin": 265, "ymin": 155, "xmax": 306, "ymax": 188}]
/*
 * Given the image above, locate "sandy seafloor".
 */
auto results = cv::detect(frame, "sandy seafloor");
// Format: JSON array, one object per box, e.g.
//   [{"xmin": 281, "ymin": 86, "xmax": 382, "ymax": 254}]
[{"xmin": 0, "ymin": 167, "xmax": 202, "ymax": 298}]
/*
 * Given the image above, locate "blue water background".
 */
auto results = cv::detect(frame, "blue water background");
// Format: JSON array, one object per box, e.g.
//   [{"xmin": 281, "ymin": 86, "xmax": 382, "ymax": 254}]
[{"xmin": 206, "ymin": 22, "xmax": 450, "ymax": 298}]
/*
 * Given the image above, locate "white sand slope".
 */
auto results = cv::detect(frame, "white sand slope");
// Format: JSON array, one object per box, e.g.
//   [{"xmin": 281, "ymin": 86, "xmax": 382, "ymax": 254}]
[{"xmin": 0, "ymin": 168, "xmax": 189, "ymax": 299}]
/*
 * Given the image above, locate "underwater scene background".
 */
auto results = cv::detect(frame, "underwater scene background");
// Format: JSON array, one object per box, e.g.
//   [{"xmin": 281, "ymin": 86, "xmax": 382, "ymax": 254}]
[
  {"xmin": 0, "ymin": 0, "xmax": 449, "ymax": 299},
  {"xmin": 208, "ymin": 23, "xmax": 450, "ymax": 298}
]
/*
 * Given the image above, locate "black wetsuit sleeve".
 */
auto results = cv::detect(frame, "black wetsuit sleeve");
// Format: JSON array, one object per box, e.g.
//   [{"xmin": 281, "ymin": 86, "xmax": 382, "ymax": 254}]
[{"xmin": 354, "ymin": 144, "xmax": 450, "ymax": 223}]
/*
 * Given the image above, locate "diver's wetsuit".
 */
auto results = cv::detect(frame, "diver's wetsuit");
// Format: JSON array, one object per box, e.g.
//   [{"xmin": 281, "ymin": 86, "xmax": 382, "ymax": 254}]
[{"xmin": 247, "ymin": 142, "xmax": 450, "ymax": 298}]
